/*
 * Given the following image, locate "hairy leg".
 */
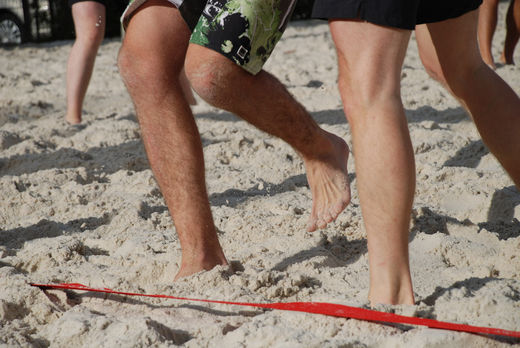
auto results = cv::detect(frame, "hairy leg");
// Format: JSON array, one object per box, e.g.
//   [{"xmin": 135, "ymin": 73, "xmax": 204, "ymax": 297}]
[
  {"xmin": 329, "ymin": 20, "xmax": 415, "ymax": 305},
  {"xmin": 502, "ymin": 0, "xmax": 520, "ymax": 64},
  {"xmin": 477, "ymin": 0, "xmax": 500, "ymax": 68},
  {"xmin": 185, "ymin": 45, "xmax": 351, "ymax": 232},
  {"xmin": 417, "ymin": 10, "xmax": 520, "ymax": 188},
  {"xmin": 118, "ymin": 1, "xmax": 227, "ymax": 279},
  {"xmin": 66, "ymin": 1, "xmax": 105, "ymax": 124}
]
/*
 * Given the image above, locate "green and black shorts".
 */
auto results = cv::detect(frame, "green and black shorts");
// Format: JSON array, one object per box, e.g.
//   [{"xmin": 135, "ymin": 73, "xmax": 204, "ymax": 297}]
[{"xmin": 122, "ymin": 0, "xmax": 296, "ymax": 74}]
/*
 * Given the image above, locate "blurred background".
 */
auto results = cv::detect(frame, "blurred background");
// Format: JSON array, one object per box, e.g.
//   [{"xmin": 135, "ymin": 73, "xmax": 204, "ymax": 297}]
[{"xmin": 0, "ymin": 0, "xmax": 316, "ymax": 45}]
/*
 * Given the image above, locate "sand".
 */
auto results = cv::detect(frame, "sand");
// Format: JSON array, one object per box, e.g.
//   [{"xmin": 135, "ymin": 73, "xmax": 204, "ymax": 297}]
[{"xmin": 1, "ymin": 3, "xmax": 520, "ymax": 347}]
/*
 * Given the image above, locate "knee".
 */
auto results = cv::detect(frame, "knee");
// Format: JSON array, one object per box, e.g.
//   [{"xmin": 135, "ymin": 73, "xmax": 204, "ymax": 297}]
[
  {"xmin": 420, "ymin": 49, "xmax": 488, "ymax": 98},
  {"xmin": 420, "ymin": 53, "xmax": 449, "ymax": 88},
  {"xmin": 437, "ymin": 59, "xmax": 488, "ymax": 99},
  {"xmin": 423, "ymin": 62, "xmax": 447, "ymax": 87},
  {"xmin": 184, "ymin": 45, "xmax": 240, "ymax": 107},
  {"xmin": 89, "ymin": 27, "xmax": 105, "ymax": 46},
  {"xmin": 117, "ymin": 43, "xmax": 139, "ymax": 90},
  {"xmin": 117, "ymin": 43, "xmax": 155, "ymax": 95},
  {"xmin": 337, "ymin": 69, "xmax": 402, "ymax": 123},
  {"xmin": 75, "ymin": 26, "xmax": 105, "ymax": 50},
  {"xmin": 118, "ymin": 42, "xmax": 181, "ymax": 95}
]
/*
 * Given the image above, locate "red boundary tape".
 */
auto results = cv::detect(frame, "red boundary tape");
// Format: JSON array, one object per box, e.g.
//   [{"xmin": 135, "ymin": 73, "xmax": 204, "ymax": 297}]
[{"xmin": 30, "ymin": 282, "xmax": 520, "ymax": 338}]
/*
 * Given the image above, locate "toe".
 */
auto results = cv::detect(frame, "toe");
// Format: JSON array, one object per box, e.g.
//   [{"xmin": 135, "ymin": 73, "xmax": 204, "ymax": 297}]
[
  {"xmin": 307, "ymin": 209, "xmax": 318, "ymax": 232},
  {"xmin": 307, "ymin": 219, "xmax": 317, "ymax": 232},
  {"xmin": 316, "ymin": 217, "xmax": 328, "ymax": 229},
  {"xmin": 333, "ymin": 200, "xmax": 348, "ymax": 217},
  {"xmin": 322, "ymin": 209, "xmax": 334, "ymax": 224}
]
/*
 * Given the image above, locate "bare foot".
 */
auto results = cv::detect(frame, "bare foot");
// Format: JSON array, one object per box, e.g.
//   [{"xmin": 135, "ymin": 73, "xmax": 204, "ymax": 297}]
[
  {"xmin": 65, "ymin": 113, "xmax": 81, "ymax": 125},
  {"xmin": 482, "ymin": 55, "xmax": 496, "ymax": 70},
  {"xmin": 174, "ymin": 251, "xmax": 228, "ymax": 281},
  {"xmin": 499, "ymin": 52, "xmax": 514, "ymax": 65},
  {"xmin": 367, "ymin": 256, "xmax": 414, "ymax": 305},
  {"xmin": 304, "ymin": 132, "xmax": 351, "ymax": 232},
  {"xmin": 369, "ymin": 280, "xmax": 415, "ymax": 305}
]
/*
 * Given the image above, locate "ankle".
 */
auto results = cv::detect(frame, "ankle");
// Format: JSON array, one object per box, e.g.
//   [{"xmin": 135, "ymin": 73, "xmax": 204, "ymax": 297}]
[
  {"xmin": 368, "ymin": 266, "xmax": 414, "ymax": 305},
  {"xmin": 304, "ymin": 130, "xmax": 347, "ymax": 162},
  {"xmin": 176, "ymin": 250, "xmax": 228, "ymax": 280},
  {"xmin": 65, "ymin": 112, "xmax": 82, "ymax": 125},
  {"xmin": 369, "ymin": 287, "xmax": 415, "ymax": 306},
  {"xmin": 500, "ymin": 52, "xmax": 514, "ymax": 65},
  {"xmin": 180, "ymin": 246, "xmax": 227, "ymax": 268}
]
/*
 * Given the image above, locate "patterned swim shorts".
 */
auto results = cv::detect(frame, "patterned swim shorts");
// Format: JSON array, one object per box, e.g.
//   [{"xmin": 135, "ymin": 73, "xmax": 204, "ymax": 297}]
[{"xmin": 122, "ymin": 0, "xmax": 296, "ymax": 74}]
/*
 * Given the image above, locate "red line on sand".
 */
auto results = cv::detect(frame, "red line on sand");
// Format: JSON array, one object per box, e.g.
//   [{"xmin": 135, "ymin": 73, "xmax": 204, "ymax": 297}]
[{"xmin": 30, "ymin": 282, "xmax": 520, "ymax": 338}]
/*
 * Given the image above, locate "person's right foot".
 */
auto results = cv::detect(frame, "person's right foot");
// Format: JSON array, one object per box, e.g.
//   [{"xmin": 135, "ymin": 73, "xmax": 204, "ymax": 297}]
[
  {"xmin": 305, "ymin": 132, "xmax": 351, "ymax": 232},
  {"xmin": 368, "ymin": 273, "xmax": 415, "ymax": 305}
]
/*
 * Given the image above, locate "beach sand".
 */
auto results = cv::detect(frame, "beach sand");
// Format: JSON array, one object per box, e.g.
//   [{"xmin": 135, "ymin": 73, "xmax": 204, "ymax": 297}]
[{"xmin": 1, "ymin": 3, "xmax": 520, "ymax": 347}]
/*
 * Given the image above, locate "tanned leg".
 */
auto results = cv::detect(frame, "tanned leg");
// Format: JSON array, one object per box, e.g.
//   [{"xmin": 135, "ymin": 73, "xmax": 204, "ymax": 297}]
[
  {"xmin": 118, "ymin": 1, "xmax": 227, "ymax": 279},
  {"xmin": 477, "ymin": 0, "xmax": 500, "ymax": 68},
  {"xmin": 417, "ymin": 10, "xmax": 520, "ymax": 189},
  {"xmin": 185, "ymin": 45, "xmax": 351, "ymax": 232},
  {"xmin": 328, "ymin": 20, "xmax": 415, "ymax": 305},
  {"xmin": 502, "ymin": 0, "xmax": 520, "ymax": 64},
  {"xmin": 66, "ymin": 1, "xmax": 106, "ymax": 124}
]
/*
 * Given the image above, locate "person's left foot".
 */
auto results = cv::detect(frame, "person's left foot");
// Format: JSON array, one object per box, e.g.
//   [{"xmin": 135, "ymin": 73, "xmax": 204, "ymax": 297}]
[
  {"xmin": 482, "ymin": 54, "xmax": 496, "ymax": 69},
  {"xmin": 174, "ymin": 251, "xmax": 228, "ymax": 281},
  {"xmin": 65, "ymin": 113, "xmax": 82, "ymax": 125}
]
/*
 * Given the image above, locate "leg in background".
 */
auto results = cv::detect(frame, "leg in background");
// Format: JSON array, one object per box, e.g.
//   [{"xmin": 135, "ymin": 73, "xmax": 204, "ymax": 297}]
[
  {"xmin": 502, "ymin": 0, "xmax": 520, "ymax": 64},
  {"xmin": 477, "ymin": 0, "xmax": 500, "ymax": 68},
  {"xmin": 66, "ymin": 1, "xmax": 106, "ymax": 124}
]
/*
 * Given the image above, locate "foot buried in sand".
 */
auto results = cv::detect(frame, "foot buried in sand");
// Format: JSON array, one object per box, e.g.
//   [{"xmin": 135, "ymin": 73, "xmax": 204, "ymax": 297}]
[
  {"xmin": 174, "ymin": 253, "xmax": 228, "ymax": 281},
  {"xmin": 65, "ymin": 114, "xmax": 82, "ymax": 125},
  {"xmin": 305, "ymin": 133, "xmax": 351, "ymax": 232}
]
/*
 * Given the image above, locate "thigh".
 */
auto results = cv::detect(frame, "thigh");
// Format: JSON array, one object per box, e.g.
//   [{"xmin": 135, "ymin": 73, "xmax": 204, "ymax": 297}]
[
  {"xmin": 71, "ymin": 1, "xmax": 106, "ymax": 37},
  {"xmin": 189, "ymin": 0, "xmax": 297, "ymax": 75},
  {"xmin": 416, "ymin": 10, "xmax": 482, "ymax": 81}
]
